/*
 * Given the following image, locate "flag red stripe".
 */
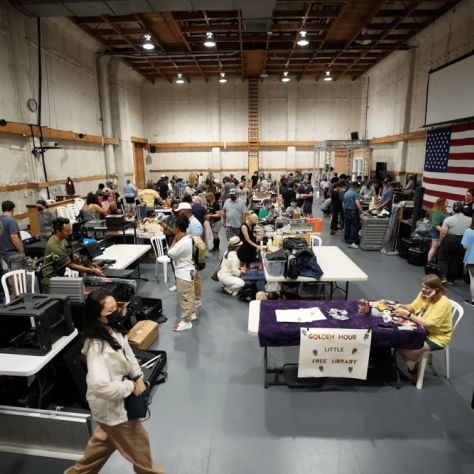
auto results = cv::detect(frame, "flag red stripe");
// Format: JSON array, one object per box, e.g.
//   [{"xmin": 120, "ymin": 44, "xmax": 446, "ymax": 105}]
[
  {"xmin": 450, "ymin": 137, "xmax": 474, "ymax": 147},
  {"xmin": 452, "ymin": 123, "xmax": 474, "ymax": 133},
  {"xmin": 423, "ymin": 176, "xmax": 474, "ymax": 189},
  {"xmin": 447, "ymin": 153, "xmax": 474, "ymax": 160},
  {"xmin": 446, "ymin": 166, "xmax": 474, "ymax": 174},
  {"xmin": 424, "ymin": 188, "xmax": 465, "ymax": 202},
  {"xmin": 423, "ymin": 199, "xmax": 434, "ymax": 208}
]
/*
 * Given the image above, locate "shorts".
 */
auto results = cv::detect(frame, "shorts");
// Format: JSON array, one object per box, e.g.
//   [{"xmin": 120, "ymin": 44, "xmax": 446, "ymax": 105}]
[
  {"xmin": 125, "ymin": 196, "xmax": 136, "ymax": 204},
  {"xmin": 429, "ymin": 228, "xmax": 441, "ymax": 240},
  {"xmin": 1, "ymin": 254, "xmax": 27, "ymax": 271},
  {"xmin": 426, "ymin": 338, "xmax": 443, "ymax": 351},
  {"xmin": 212, "ymin": 219, "xmax": 222, "ymax": 233},
  {"xmin": 303, "ymin": 201, "xmax": 313, "ymax": 214}
]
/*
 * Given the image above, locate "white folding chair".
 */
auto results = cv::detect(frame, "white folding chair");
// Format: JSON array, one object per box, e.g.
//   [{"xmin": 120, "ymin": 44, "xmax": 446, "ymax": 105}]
[
  {"xmin": 310, "ymin": 235, "xmax": 322, "ymax": 246},
  {"xmin": 46, "ymin": 199, "xmax": 56, "ymax": 205},
  {"xmin": 1, "ymin": 270, "xmax": 36, "ymax": 304},
  {"xmin": 56, "ymin": 206, "xmax": 69, "ymax": 218},
  {"xmin": 74, "ymin": 198, "xmax": 85, "ymax": 211},
  {"xmin": 64, "ymin": 268, "xmax": 79, "ymax": 278},
  {"xmin": 66, "ymin": 204, "xmax": 79, "ymax": 220},
  {"xmin": 150, "ymin": 235, "xmax": 171, "ymax": 282},
  {"xmin": 416, "ymin": 299, "xmax": 464, "ymax": 389}
]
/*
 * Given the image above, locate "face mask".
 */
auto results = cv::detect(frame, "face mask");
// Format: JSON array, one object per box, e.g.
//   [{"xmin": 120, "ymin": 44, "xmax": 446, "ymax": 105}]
[
  {"xmin": 104, "ymin": 309, "xmax": 122, "ymax": 330},
  {"xmin": 230, "ymin": 195, "xmax": 237, "ymax": 201},
  {"xmin": 36, "ymin": 206, "xmax": 43, "ymax": 212},
  {"xmin": 173, "ymin": 210, "xmax": 179, "ymax": 216},
  {"xmin": 291, "ymin": 202, "xmax": 296, "ymax": 207},
  {"xmin": 421, "ymin": 288, "xmax": 435, "ymax": 298},
  {"xmin": 206, "ymin": 199, "xmax": 211, "ymax": 204}
]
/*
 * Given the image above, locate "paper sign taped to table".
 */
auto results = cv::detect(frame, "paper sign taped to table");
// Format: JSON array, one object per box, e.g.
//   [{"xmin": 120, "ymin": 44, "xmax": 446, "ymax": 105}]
[
  {"xmin": 298, "ymin": 328, "xmax": 372, "ymax": 380},
  {"xmin": 276, "ymin": 307, "xmax": 326, "ymax": 323}
]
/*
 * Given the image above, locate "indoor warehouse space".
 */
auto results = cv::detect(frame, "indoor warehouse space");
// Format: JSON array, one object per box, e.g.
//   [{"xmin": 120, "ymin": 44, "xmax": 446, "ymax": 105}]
[{"xmin": 0, "ymin": 0, "xmax": 474, "ymax": 473}]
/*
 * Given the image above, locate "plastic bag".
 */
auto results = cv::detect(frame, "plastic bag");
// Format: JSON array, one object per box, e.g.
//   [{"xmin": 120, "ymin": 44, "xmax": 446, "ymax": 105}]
[
  {"xmin": 265, "ymin": 281, "xmax": 282, "ymax": 292},
  {"xmin": 204, "ymin": 221, "xmax": 213, "ymax": 251}
]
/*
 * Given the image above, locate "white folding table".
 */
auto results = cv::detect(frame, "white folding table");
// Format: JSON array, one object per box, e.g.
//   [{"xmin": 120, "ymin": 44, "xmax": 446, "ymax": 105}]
[
  {"xmin": 94, "ymin": 244, "xmax": 151, "ymax": 280},
  {"xmin": 264, "ymin": 245, "xmax": 368, "ymax": 300}
]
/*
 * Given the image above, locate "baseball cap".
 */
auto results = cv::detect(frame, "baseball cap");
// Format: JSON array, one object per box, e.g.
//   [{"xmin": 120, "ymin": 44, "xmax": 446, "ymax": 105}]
[
  {"xmin": 177, "ymin": 203, "xmax": 192, "ymax": 211},
  {"xmin": 229, "ymin": 188, "xmax": 237, "ymax": 195},
  {"xmin": 303, "ymin": 179, "xmax": 309, "ymax": 184}
]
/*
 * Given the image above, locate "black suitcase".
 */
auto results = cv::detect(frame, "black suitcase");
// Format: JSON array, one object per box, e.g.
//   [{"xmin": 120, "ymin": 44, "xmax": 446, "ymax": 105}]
[
  {"xmin": 132, "ymin": 349, "xmax": 167, "ymax": 387},
  {"xmin": 407, "ymin": 247, "xmax": 429, "ymax": 266},
  {"xmin": 399, "ymin": 237, "xmax": 417, "ymax": 259},
  {"xmin": 425, "ymin": 261, "xmax": 439, "ymax": 276}
]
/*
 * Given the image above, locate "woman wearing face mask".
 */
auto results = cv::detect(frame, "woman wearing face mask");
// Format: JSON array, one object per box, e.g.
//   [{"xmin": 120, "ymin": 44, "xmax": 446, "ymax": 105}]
[
  {"xmin": 35, "ymin": 200, "xmax": 56, "ymax": 241},
  {"xmin": 393, "ymin": 274, "xmax": 452, "ymax": 385},
  {"xmin": 160, "ymin": 201, "xmax": 180, "ymax": 292},
  {"xmin": 259, "ymin": 199, "xmax": 272, "ymax": 219},
  {"xmin": 65, "ymin": 290, "xmax": 167, "ymax": 474},
  {"xmin": 285, "ymin": 199, "xmax": 301, "ymax": 218},
  {"xmin": 205, "ymin": 192, "xmax": 222, "ymax": 255}
]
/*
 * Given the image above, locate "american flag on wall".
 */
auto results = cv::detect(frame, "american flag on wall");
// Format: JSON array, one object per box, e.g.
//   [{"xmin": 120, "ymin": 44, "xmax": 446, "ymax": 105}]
[{"xmin": 422, "ymin": 122, "xmax": 474, "ymax": 207}]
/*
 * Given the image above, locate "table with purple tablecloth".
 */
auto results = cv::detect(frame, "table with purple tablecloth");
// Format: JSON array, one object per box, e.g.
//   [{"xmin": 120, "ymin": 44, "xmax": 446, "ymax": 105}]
[{"xmin": 258, "ymin": 300, "xmax": 426, "ymax": 350}]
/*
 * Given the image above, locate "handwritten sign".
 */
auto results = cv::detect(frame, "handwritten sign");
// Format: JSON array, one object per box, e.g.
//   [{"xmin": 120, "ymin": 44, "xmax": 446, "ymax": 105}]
[{"xmin": 298, "ymin": 328, "xmax": 372, "ymax": 379}]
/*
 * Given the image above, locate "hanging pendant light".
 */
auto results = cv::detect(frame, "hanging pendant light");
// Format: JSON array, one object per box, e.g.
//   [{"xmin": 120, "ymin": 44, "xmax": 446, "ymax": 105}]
[
  {"xmin": 297, "ymin": 31, "xmax": 309, "ymax": 46},
  {"xmin": 142, "ymin": 35, "xmax": 155, "ymax": 50},
  {"xmin": 204, "ymin": 32, "xmax": 216, "ymax": 47},
  {"xmin": 219, "ymin": 72, "xmax": 227, "ymax": 83},
  {"xmin": 176, "ymin": 73, "xmax": 185, "ymax": 84},
  {"xmin": 324, "ymin": 71, "xmax": 332, "ymax": 81},
  {"xmin": 360, "ymin": 29, "xmax": 372, "ymax": 46},
  {"xmin": 282, "ymin": 71, "xmax": 290, "ymax": 82}
]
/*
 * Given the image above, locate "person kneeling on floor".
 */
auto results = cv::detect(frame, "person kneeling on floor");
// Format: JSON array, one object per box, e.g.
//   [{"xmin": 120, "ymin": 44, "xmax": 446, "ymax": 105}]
[
  {"xmin": 167, "ymin": 216, "xmax": 197, "ymax": 332},
  {"xmin": 218, "ymin": 236, "xmax": 247, "ymax": 296}
]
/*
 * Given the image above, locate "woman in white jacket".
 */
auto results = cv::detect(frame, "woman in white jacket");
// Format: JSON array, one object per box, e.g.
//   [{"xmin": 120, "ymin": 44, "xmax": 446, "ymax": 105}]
[
  {"xmin": 218, "ymin": 236, "xmax": 247, "ymax": 296},
  {"xmin": 65, "ymin": 290, "xmax": 167, "ymax": 474}
]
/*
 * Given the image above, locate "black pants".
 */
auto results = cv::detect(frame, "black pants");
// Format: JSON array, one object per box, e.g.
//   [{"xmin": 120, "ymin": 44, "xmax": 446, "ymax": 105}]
[
  {"xmin": 330, "ymin": 205, "xmax": 342, "ymax": 232},
  {"xmin": 344, "ymin": 209, "xmax": 360, "ymax": 245},
  {"xmin": 438, "ymin": 234, "xmax": 465, "ymax": 282}
]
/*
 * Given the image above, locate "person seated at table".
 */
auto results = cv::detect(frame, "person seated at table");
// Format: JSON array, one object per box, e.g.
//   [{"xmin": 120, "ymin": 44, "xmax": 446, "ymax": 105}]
[
  {"xmin": 83, "ymin": 193, "xmax": 111, "ymax": 221},
  {"xmin": 218, "ymin": 236, "xmax": 247, "ymax": 296},
  {"xmin": 393, "ymin": 274, "xmax": 452, "ymax": 385},
  {"xmin": 259, "ymin": 199, "xmax": 272, "ymax": 219},
  {"xmin": 238, "ymin": 212, "xmax": 264, "ymax": 268},
  {"xmin": 286, "ymin": 199, "xmax": 301, "ymax": 217},
  {"xmin": 139, "ymin": 183, "xmax": 162, "ymax": 210},
  {"xmin": 41, "ymin": 217, "xmax": 104, "ymax": 293},
  {"xmin": 99, "ymin": 189, "xmax": 122, "ymax": 215}
]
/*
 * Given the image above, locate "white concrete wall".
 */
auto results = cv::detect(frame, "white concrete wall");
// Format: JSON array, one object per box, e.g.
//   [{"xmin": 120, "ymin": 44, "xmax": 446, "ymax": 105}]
[{"xmin": 365, "ymin": 0, "xmax": 474, "ymax": 180}]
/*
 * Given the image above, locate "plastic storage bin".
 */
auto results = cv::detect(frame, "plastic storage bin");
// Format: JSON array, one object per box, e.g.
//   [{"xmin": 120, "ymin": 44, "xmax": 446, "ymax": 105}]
[
  {"xmin": 360, "ymin": 215, "xmax": 390, "ymax": 251},
  {"xmin": 407, "ymin": 246, "xmax": 429, "ymax": 266},
  {"xmin": 264, "ymin": 257, "xmax": 286, "ymax": 278},
  {"xmin": 398, "ymin": 237, "xmax": 417, "ymax": 259}
]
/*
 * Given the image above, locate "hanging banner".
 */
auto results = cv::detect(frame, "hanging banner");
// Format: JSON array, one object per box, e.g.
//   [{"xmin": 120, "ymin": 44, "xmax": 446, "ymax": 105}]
[{"xmin": 298, "ymin": 328, "xmax": 372, "ymax": 379}]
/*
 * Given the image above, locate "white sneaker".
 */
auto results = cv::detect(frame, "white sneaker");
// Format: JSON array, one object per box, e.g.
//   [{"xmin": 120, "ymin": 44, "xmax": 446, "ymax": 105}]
[
  {"xmin": 192, "ymin": 313, "xmax": 197, "ymax": 321},
  {"xmin": 173, "ymin": 320, "xmax": 193, "ymax": 332},
  {"xmin": 347, "ymin": 243, "xmax": 359, "ymax": 249},
  {"xmin": 169, "ymin": 285, "xmax": 177, "ymax": 292},
  {"xmin": 195, "ymin": 300, "xmax": 202, "ymax": 308}
]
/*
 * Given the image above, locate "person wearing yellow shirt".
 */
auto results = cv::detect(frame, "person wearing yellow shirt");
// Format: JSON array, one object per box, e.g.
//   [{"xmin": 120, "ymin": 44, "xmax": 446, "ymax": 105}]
[
  {"xmin": 393, "ymin": 274, "xmax": 452, "ymax": 384},
  {"xmin": 139, "ymin": 183, "xmax": 162, "ymax": 209}
]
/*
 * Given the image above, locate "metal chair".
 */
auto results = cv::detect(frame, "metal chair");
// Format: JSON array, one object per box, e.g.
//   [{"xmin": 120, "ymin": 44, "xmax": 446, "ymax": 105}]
[
  {"xmin": 1, "ymin": 270, "xmax": 36, "ymax": 304},
  {"xmin": 150, "ymin": 235, "xmax": 170, "ymax": 282},
  {"xmin": 416, "ymin": 299, "xmax": 464, "ymax": 389},
  {"xmin": 310, "ymin": 235, "xmax": 322, "ymax": 246}
]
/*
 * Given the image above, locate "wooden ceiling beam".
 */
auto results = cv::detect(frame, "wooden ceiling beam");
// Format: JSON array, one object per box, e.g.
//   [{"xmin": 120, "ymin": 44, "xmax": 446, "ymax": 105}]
[
  {"xmin": 181, "ymin": 24, "xmax": 239, "ymax": 33},
  {"xmin": 173, "ymin": 11, "xmax": 238, "ymax": 21},
  {"xmin": 375, "ymin": 9, "xmax": 438, "ymax": 17},
  {"xmin": 273, "ymin": 10, "xmax": 339, "ymax": 19},
  {"xmin": 367, "ymin": 22, "xmax": 424, "ymax": 30},
  {"xmin": 271, "ymin": 23, "xmax": 331, "ymax": 32},
  {"xmin": 92, "ymin": 27, "xmax": 145, "ymax": 36}
]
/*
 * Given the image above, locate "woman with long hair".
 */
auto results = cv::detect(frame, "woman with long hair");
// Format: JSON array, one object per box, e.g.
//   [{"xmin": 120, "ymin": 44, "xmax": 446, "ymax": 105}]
[
  {"xmin": 65, "ymin": 290, "xmax": 167, "ymax": 474},
  {"xmin": 393, "ymin": 274, "xmax": 452, "ymax": 385},
  {"xmin": 428, "ymin": 197, "xmax": 449, "ymax": 262},
  {"xmin": 205, "ymin": 192, "xmax": 222, "ymax": 254}
]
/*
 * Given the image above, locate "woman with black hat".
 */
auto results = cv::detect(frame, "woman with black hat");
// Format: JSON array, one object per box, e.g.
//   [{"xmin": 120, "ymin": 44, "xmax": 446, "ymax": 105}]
[{"xmin": 36, "ymin": 199, "xmax": 56, "ymax": 241}]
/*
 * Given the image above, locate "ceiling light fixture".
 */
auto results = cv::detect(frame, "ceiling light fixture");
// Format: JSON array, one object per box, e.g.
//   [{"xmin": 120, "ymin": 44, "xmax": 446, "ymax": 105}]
[
  {"xmin": 176, "ymin": 73, "xmax": 185, "ymax": 84},
  {"xmin": 297, "ymin": 31, "xmax": 309, "ymax": 46},
  {"xmin": 360, "ymin": 29, "xmax": 372, "ymax": 46},
  {"xmin": 324, "ymin": 71, "xmax": 332, "ymax": 81},
  {"xmin": 219, "ymin": 72, "xmax": 227, "ymax": 83},
  {"xmin": 282, "ymin": 71, "xmax": 290, "ymax": 82},
  {"xmin": 204, "ymin": 32, "xmax": 216, "ymax": 47},
  {"xmin": 260, "ymin": 71, "xmax": 268, "ymax": 78},
  {"xmin": 142, "ymin": 34, "xmax": 155, "ymax": 50}
]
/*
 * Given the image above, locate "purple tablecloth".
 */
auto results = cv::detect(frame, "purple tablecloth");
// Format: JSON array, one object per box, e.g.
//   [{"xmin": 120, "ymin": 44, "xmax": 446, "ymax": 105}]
[{"xmin": 258, "ymin": 300, "xmax": 426, "ymax": 350}]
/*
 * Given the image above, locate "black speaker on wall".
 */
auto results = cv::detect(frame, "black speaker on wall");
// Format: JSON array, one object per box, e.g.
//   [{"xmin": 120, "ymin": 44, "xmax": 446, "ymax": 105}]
[
  {"xmin": 351, "ymin": 131, "xmax": 359, "ymax": 140},
  {"xmin": 375, "ymin": 162, "xmax": 387, "ymax": 180},
  {"xmin": 150, "ymin": 145, "xmax": 156, "ymax": 153}
]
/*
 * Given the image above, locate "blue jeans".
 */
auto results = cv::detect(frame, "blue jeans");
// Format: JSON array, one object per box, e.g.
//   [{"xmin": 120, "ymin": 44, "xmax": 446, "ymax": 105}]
[{"xmin": 344, "ymin": 209, "xmax": 360, "ymax": 245}]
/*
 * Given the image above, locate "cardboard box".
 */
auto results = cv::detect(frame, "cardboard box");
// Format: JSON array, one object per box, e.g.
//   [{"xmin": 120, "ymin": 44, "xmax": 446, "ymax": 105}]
[
  {"xmin": 266, "ymin": 244, "xmax": 280, "ymax": 253},
  {"xmin": 257, "ymin": 191, "xmax": 270, "ymax": 199},
  {"xmin": 127, "ymin": 320, "xmax": 159, "ymax": 350},
  {"xmin": 292, "ymin": 212, "xmax": 302, "ymax": 219}
]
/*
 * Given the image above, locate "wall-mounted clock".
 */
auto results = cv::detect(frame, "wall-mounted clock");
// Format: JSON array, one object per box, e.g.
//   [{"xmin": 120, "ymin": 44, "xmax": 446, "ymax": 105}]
[{"xmin": 27, "ymin": 98, "xmax": 38, "ymax": 112}]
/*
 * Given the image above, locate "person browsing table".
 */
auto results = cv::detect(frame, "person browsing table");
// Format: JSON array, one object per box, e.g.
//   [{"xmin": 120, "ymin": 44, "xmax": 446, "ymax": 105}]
[
  {"xmin": 65, "ymin": 290, "xmax": 167, "ymax": 474},
  {"xmin": 393, "ymin": 274, "xmax": 452, "ymax": 385},
  {"xmin": 300, "ymin": 179, "xmax": 314, "ymax": 218},
  {"xmin": 343, "ymin": 182, "xmax": 366, "ymax": 249},
  {"xmin": 377, "ymin": 178, "xmax": 394, "ymax": 213},
  {"xmin": 238, "ymin": 212, "xmax": 264, "ymax": 268},
  {"xmin": 36, "ymin": 199, "xmax": 56, "ymax": 242},
  {"xmin": 222, "ymin": 188, "xmax": 247, "ymax": 240}
]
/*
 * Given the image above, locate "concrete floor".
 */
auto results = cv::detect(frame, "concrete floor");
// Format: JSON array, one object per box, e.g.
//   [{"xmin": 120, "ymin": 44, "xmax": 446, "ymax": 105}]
[{"xmin": 2, "ymin": 204, "xmax": 474, "ymax": 474}]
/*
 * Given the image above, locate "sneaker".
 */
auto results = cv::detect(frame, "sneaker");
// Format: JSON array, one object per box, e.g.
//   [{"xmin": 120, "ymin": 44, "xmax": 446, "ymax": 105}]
[
  {"xmin": 195, "ymin": 300, "xmax": 202, "ymax": 308},
  {"xmin": 440, "ymin": 277, "xmax": 447, "ymax": 284},
  {"xmin": 173, "ymin": 321, "xmax": 193, "ymax": 332},
  {"xmin": 447, "ymin": 281, "xmax": 454, "ymax": 285},
  {"xmin": 464, "ymin": 299, "xmax": 474, "ymax": 307},
  {"xmin": 192, "ymin": 313, "xmax": 197, "ymax": 321},
  {"xmin": 222, "ymin": 287, "xmax": 233, "ymax": 295},
  {"xmin": 169, "ymin": 285, "xmax": 177, "ymax": 292},
  {"xmin": 346, "ymin": 243, "xmax": 359, "ymax": 249}
]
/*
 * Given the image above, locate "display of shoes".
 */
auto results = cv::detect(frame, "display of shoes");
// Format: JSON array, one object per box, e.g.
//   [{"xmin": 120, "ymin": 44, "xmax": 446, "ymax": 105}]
[
  {"xmin": 173, "ymin": 320, "xmax": 193, "ymax": 332},
  {"xmin": 169, "ymin": 285, "xmax": 177, "ymax": 292}
]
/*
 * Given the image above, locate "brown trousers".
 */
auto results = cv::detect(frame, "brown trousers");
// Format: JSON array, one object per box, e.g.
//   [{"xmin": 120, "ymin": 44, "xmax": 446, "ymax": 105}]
[
  {"xmin": 65, "ymin": 419, "xmax": 167, "ymax": 474},
  {"xmin": 176, "ymin": 277, "xmax": 196, "ymax": 323},
  {"xmin": 194, "ymin": 270, "xmax": 201, "ymax": 301}
]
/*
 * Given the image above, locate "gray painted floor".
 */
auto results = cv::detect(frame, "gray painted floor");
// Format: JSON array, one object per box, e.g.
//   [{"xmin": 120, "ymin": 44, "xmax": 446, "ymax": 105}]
[{"xmin": 2, "ymin": 203, "xmax": 474, "ymax": 474}]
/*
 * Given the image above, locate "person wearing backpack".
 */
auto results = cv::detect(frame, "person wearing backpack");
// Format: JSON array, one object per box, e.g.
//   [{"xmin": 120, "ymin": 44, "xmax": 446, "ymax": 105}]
[
  {"xmin": 168, "ymin": 216, "xmax": 196, "ymax": 332},
  {"xmin": 218, "ymin": 236, "xmax": 247, "ymax": 296},
  {"xmin": 177, "ymin": 203, "xmax": 204, "ymax": 310}
]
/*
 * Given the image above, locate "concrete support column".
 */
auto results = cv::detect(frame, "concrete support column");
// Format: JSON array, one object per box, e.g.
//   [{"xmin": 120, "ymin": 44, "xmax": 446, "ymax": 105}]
[
  {"xmin": 108, "ymin": 58, "xmax": 132, "ymax": 187},
  {"xmin": 286, "ymin": 82, "xmax": 298, "ymax": 171},
  {"xmin": 98, "ymin": 56, "xmax": 115, "ymax": 177}
]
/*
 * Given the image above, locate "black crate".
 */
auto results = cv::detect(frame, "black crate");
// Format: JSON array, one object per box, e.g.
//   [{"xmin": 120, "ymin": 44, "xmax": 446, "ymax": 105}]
[
  {"xmin": 399, "ymin": 237, "xmax": 417, "ymax": 259},
  {"xmin": 425, "ymin": 261, "xmax": 439, "ymax": 276},
  {"xmin": 125, "ymin": 295, "xmax": 166, "ymax": 327},
  {"xmin": 132, "ymin": 349, "xmax": 167, "ymax": 388},
  {"xmin": 407, "ymin": 247, "xmax": 429, "ymax": 266}
]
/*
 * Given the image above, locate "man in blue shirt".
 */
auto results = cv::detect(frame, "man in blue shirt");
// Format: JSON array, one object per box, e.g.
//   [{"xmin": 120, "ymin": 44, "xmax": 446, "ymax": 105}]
[
  {"xmin": 343, "ymin": 182, "xmax": 365, "ymax": 249},
  {"xmin": 0, "ymin": 200, "xmax": 26, "ymax": 270},
  {"xmin": 173, "ymin": 178, "xmax": 186, "ymax": 198},
  {"xmin": 378, "ymin": 178, "xmax": 394, "ymax": 212},
  {"xmin": 123, "ymin": 179, "xmax": 138, "ymax": 213}
]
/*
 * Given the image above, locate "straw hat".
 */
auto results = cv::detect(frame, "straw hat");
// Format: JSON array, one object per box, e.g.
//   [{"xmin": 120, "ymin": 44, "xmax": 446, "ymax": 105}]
[{"xmin": 228, "ymin": 236, "xmax": 243, "ymax": 247}]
